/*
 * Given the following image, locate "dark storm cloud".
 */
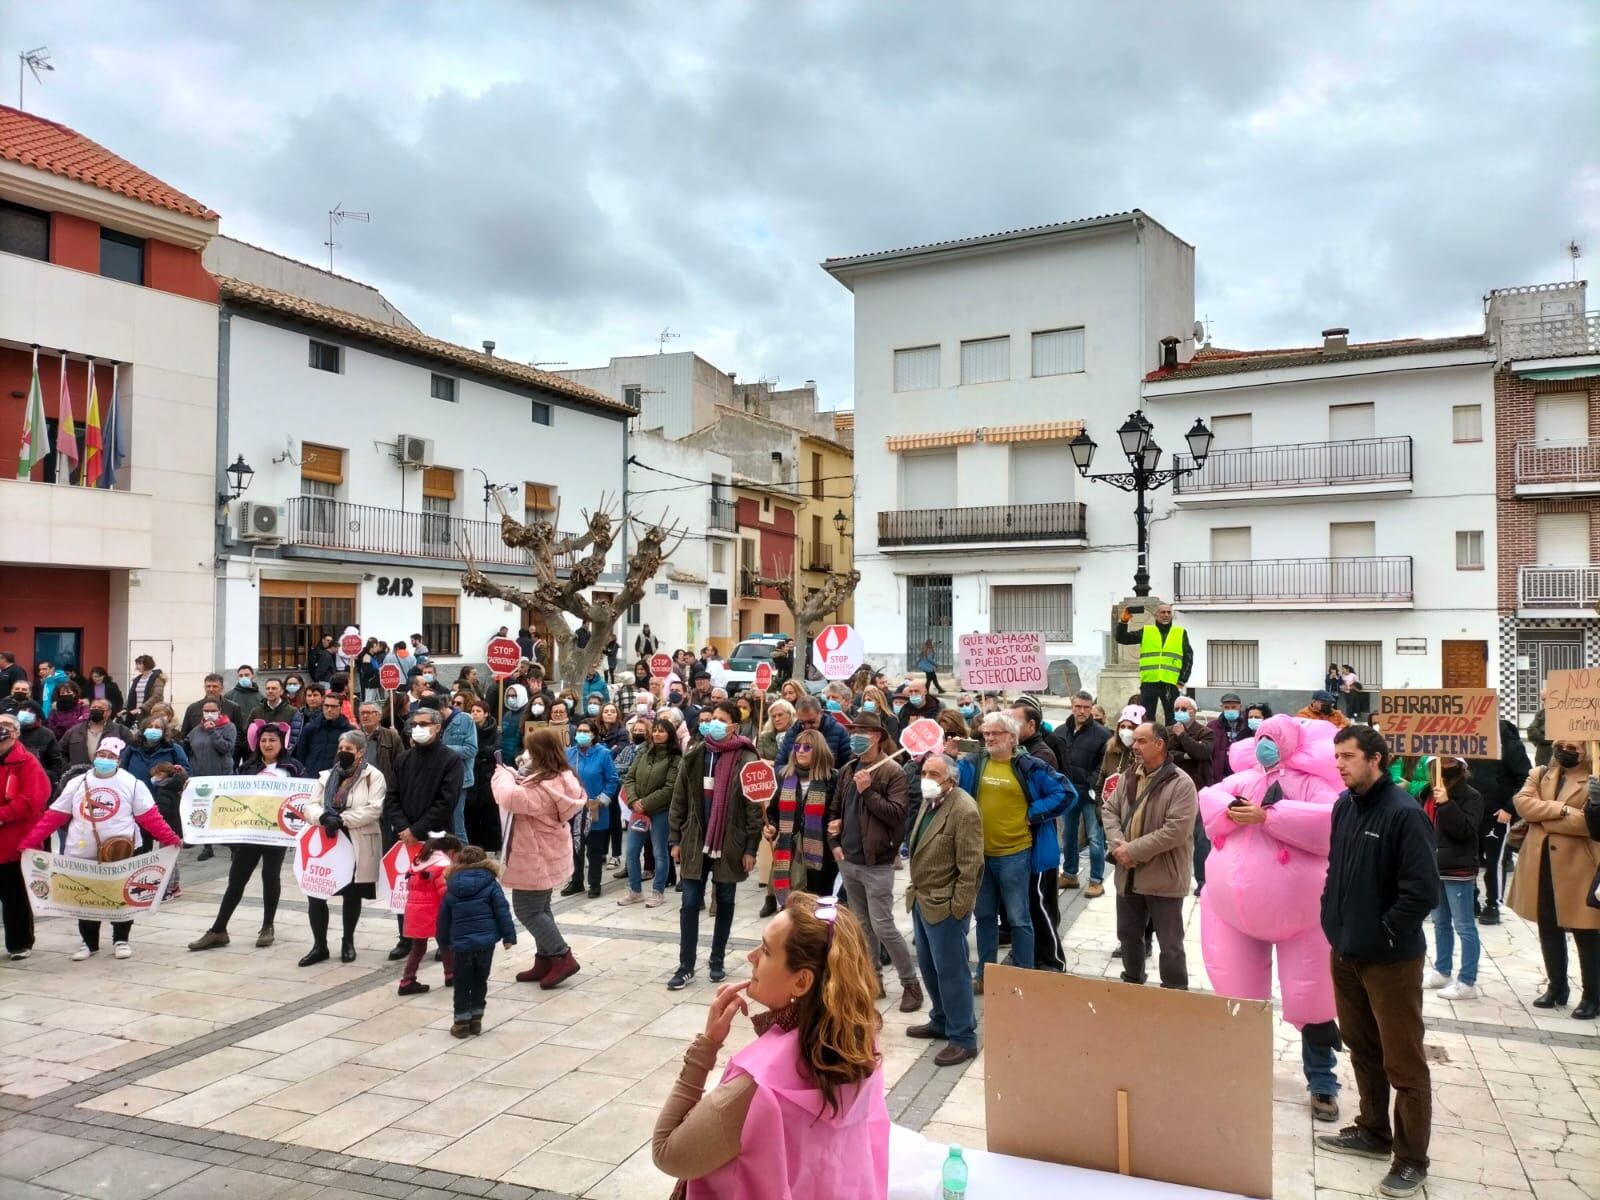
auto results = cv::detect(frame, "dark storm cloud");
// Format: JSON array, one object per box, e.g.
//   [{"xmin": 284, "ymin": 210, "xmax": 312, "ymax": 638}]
[{"xmin": 14, "ymin": 0, "xmax": 1598, "ymax": 401}]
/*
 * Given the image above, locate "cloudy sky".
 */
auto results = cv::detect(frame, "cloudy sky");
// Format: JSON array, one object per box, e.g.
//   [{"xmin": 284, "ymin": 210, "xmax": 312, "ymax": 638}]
[{"xmin": 15, "ymin": 1, "xmax": 1598, "ymax": 407}]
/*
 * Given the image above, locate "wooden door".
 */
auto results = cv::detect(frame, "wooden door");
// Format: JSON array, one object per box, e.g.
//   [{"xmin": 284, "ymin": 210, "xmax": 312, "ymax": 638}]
[{"xmin": 1441, "ymin": 640, "xmax": 1487, "ymax": 689}]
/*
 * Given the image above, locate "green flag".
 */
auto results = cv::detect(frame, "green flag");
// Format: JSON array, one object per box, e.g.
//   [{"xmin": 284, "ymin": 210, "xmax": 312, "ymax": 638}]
[{"xmin": 16, "ymin": 350, "xmax": 49, "ymax": 479}]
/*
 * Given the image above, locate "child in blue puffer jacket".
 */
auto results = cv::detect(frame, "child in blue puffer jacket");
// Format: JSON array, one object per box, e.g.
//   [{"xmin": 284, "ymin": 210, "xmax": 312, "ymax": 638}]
[{"xmin": 435, "ymin": 845, "xmax": 516, "ymax": 1037}]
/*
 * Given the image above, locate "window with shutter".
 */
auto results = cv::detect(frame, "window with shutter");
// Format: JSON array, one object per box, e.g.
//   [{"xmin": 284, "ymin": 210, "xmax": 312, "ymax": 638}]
[
  {"xmin": 422, "ymin": 467, "xmax": 456, "ymax": 500},
  {"xmin": 893, "ymin": 346, "xmax": 940, "ymax": 392},
  {"xmin": 960, "ymin": 336, "xmax": 1010, "ymax": 385},
  {"xmin": 300, "ymin": 443, "xmax": 345, "ymax": 485},
  {"xmin": 1030, "ymin": 328, "xmax": 1085, "ymax": 377}
]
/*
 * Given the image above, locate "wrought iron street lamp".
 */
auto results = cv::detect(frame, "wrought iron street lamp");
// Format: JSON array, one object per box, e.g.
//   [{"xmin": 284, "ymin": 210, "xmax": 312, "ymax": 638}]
[
  {"xmin": 1070, "ymin": 412, "xmax": 1213, "ymax": 598},
  {"xmin": 220, "ymin": 454, "xmax": 255, "ymax": 504}
]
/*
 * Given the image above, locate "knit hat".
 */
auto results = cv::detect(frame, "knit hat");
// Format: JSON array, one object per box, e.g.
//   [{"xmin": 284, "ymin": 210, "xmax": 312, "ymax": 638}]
[
  {"xmin": 1117, "ymin": 704, "xmax": 1146, "ymax": 728},
  {"xmin": 96, "ymin": 736, "xmax": 126, "ymax": 759}
]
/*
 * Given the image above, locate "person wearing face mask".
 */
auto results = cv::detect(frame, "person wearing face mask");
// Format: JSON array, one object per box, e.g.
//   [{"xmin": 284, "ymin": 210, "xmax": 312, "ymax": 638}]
[
  {"xmin": 298, "ymin": 732, "xmax": 385, "ymax": 965},
  {"xmin": 899, "ymin": 678, "xmax": 942, "ymax": 723},
  {"xmin": 500, "ymin": 684, "xmax": 533, "ymax": 761},
  {"xmin": 1167, "ymin": 695, "xmax": 1215, "ymax": 894},
  {"xmin": 774, "ymin": 696, "xmax": 852, "ymax": 771},
  {"xmin": 26, "ymin": 736, "xmax": 181, "ymax": 961},
  {"xmin": 1198, "ymin": 713, "xmax": 1345, "ymax": 1121},
  {"xmin": 46, "ymin": 683, "xmax": 90, "ymax": 740},
  {"xmin": 122, "ymin": 717, "xmax": 190, "ymax": 895},
  {"xmin": 1296, "ymin": 690, "xmax": 1350, "ymax": 729},
  {"xmin": 0, "ymin": 680, "xmax": 37, "ymax": 718},
  {"xmin": 1507, "ymin": 740, "xmax": 1600, "ymax": 1019},
  {"xmin": 0, "ymin": 714, "xmax": 50, "ymax": 959},
  {"xmin": 9, "ymin": 700, "xmax": 62, "ymax": 784},
  {"xmin": 563, "ymin": 720, "xmax": 620, "ymax": 897},
  {"xmin": 621, "ymin": 717, "xmax": 682, "ymax": 906},
  {"xmin": 668, "ymin": 701, "xmax": 761, "ymax": 990},
  {"xmin": 1245, "ymin": 703, "xmax": 1272, "ymax": 736},
  {"xmin": 431, "ymin": 694, "xmax": 478, "ymax": 842},
  {"xmin": 61, "ymin": 698, "xmax": 133, "ymax": 770},
  {"xmin": 224, "ymin": 664, "xmax": 260, "ymax": 715},
  {"xmin": 383, "ymin": 707, "xmax": 466, "ymax": 961},
  {"xmin": 282, "ymin": 673, "xmax": 309, "ymax": 710},
  {"xmin": 1098, "ymin": 705, "xmax": 1143, "ymax": 800},
  {"xmin": 1208, "ymin": 693, "xmax": 1250, "ymax": 783},
  {"xmin": 182, "ymin": 673, "xmax": 244, "ymax": 737},
  {"xmin": 856, "ymin": 686, "xmax": 900, "ymax": 744},
  {"xmin": 1418, "ymin": 757, "xmax": 1484, "ymax": 1003},
  {"xmin": 582, "ymin": 666, "xmax": 610, "ymax": 710}
]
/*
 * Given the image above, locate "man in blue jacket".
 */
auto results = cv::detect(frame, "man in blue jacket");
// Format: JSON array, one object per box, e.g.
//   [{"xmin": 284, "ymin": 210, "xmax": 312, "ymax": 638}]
[
  {"xmin": 775, "ymin": 695, "xmax": 852, "ymax": 770},
  {"xmin": 436, "ymin": 698, "xmax": 478, "ymax": 841},
  {"xmin": 959, "ymin": 711, "xmax": 1074, "ymax": 990}
]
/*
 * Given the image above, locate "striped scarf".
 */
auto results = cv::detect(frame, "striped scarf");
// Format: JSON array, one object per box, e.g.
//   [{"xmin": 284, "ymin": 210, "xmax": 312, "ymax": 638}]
[{"xmin": 771, "ymin": 774, "xmax": 828, "ymax": 907}]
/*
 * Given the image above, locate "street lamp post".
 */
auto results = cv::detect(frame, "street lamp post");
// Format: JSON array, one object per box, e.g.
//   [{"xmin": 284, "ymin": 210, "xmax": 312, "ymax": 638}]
[{"xmin": 1069, "ymin": 412, "xmax": 1214, "ymax": 598}]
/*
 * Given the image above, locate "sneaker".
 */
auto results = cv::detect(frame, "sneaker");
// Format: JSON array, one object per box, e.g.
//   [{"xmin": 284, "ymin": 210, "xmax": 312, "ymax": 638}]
[
  {"xmin": 1084, "ymin": 881, "xmax": 1105, "ymax": 898},
  {"xmin": 1378, "ymin": 1163, "xmax": 1427, "ymax": 1198},
  {"xmin": 617, "ymin": 892, "xmax": 643, "ymax": 906},
  {"xmin": 668, "ymin": 967, "xmax": 694, "ymax": 991},
  {"xmin": 1310, "ymin": 1093, "xmax": 1339, "ymax": 1123},
  {"xmin": 113, "ymin": 942, "xmax": 133, "ymax": 960},
  {"xmin": 1478, "ymin": 907, "xmax": 1501, "ymax": 926},
  {"xmin": 1061, "ymin": 874, "xmax": 1080, "ymax": 889},
  {"xmin": 8, "ymin": 949, "xmax": 32, "ymax": 961},
  {"xmin": 1315, "ymin": 1125, "xmax": 1392, "ymax": 1160},
  {"xmin": 1422, "ymin": 969, "xmax": 1451, "ymax": 990},
  {"xmin": 71, "ymin": 945, "xmax": 95, "ymax": 962},
  {"xmin": 709, "ymin": 964, "xmax": 727, "ymax": 983},
  {"xmin": 397, "ymin": 979, "xmax": 430, "ymax": 996},
  {"xmin": 646, "ymin": 892, "xmax": 664, "ymax": 908},
  {"xmin": 165, "ymin": 884, "xmax": 182, "ymax": 901},
  {"xmin": 1438, "ymin": 980, "xmax": 1478, "ymax": 1001},
  {"xmin": 612, "ymin": 867, "xmax": 630, "ymax": 880}
]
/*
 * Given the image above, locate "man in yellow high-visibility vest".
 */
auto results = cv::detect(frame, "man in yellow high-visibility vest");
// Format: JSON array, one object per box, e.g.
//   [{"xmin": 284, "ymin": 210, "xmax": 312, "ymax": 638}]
[{"xmin": 1113, "ymin": 601, "xmax": 1192, "ymax": 728}]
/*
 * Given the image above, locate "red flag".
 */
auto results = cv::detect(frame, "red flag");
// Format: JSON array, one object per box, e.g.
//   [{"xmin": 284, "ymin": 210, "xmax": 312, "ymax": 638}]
[
  {"xmin": 81, "ymin": 361, "xmax": 103, "ymax": 488},
  {"xmin": 56, "ymin": 352, "xmax": 79, "ymax": 478}
]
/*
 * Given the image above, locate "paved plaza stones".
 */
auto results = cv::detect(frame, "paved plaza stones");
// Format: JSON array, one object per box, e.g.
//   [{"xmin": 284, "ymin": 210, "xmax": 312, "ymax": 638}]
[{"xmin": 1, "ymin": 853, "xmax": 1595, "ymax": 1200}]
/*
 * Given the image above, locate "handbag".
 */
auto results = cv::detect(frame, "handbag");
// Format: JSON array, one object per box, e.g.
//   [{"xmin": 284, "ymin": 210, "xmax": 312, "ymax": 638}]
[{"xmin": 90, "ymin": 817, "xmax": 135, "ymax": 863}]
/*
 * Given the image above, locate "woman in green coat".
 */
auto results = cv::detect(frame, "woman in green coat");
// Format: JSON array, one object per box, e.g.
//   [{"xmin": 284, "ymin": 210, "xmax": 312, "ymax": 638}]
[{"xmin": 620, "ymin": 718, "xmax": 682, "ymax": 906}]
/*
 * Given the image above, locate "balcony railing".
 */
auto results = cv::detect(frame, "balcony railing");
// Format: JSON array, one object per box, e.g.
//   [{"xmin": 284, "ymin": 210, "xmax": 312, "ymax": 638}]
[
  {"xmin": 738, "ymin": 568, "xmax": 763, "ymax": 598},
  {"xmin": 878, "ymin": 501, "xmax": 1087, "ymax": 547},
  {"xmin": 1515, "ymin": 439, "xmax": 1600, "ymax": 486},
  {"xmin": 1519, "ymin": 565, "xmax": 1600, "ymax": 609},
  {"xmin": 1174, "ymin": 556, "xmax": 1413, "ymax": 605},
  {"xmin": 1174, "ymin": 436, "xmax": 1412, "ymax": 494},
  {"xmin": 284, "ymin": 497, "xmax": 581, "ymax": 569},
  {"xmin": 1501, "ymin": 310, "xmax": 1600, "ymax": 361},
  {"xmin": 807, "ymin": 541, "xmax": 834, "ymax": 571},
  {"xmin": 709, "ymin": 497, "xmax": 738, "ymax": 532}
]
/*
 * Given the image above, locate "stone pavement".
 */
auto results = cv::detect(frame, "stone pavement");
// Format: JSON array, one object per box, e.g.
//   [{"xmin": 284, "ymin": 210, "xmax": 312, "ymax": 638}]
[{"xmin": 1, "ymin": 850, "xmax": 1596, "ymax": 1200}]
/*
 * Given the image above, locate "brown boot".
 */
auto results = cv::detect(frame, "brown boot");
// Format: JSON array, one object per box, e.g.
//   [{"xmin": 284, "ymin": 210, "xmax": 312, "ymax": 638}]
[
  {"xmin": 516, "ymin": 954, "xmax": 551, "ymax": 984},
  {"xmin": 935, "ymin": 1043, "xmax": 977, "ymax": 1067},
  {"xmin": 187, "ymin": 930, "xmax": 229, "ymax": 951},
  {"xmin": 468, "ymin": 1018, "xmax": 483, "ymax": 1035},
  {"xmin": 450, "ymin": 1021, "xmax": 471, "ymax": 1038},
  {"xmin": 255, "ymin": 925, "xmax": 275, "ymax": 948},
  {"xmin": 540, "ymin": 951, "xmax": 581, "ymax": 989},
  {"xmin": 1061, "ymin": 874, "xmax": 1080, "ymax": 889},
  {"xmin": 899, "ymin": 978, "xmax": 924, "ymax": 1013}
]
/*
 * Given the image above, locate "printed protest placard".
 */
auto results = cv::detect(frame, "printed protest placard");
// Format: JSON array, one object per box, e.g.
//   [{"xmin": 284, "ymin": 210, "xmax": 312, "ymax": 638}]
[
  {"xmin": 957, "ymin": 632, "xmax": 1047, "ymax": 691},
  {"xmin": 294, "ymin": 826, "xmax": 357, "ymax": 899},
  {"xmin": 181, "ymin": 775, "xmax": 313, "ymax": 847},
  {"xmin": 812, "ymin": 625, "xmax": 864, "ymax": 681},
  {"xmin": 1545, "ymin": 669, "xmax": 1600, "ymax": 743},
  {"xmin": 23, "ymin": 846, "xmax": 179, "ymax": 920},
  {"xmin": 740, "ymin": 761, "xmax": 778, "ymax": 804},
  {"xmin": 900, "ymin": 718, "xmax": 944, "ymax": 757},
  {"xmin": 1376, "ymin": 689, "xmax": 1500, "ymax": 760},
  {"xmin": 377, "ymin": 840, "xmax": 417, "ymax": 914}
]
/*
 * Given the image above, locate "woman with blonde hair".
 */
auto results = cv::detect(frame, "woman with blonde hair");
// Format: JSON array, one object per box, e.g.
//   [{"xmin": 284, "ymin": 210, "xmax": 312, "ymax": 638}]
[
  {"xmin": 756, "ymin": 698, "xmax": 795, "ymax": 761},
  {"xmin": 653, "ymin": 891, "xmax": 889, "ymax": 1198},
  {"xmin": 763, "ymin": 728, "xmax": 839, "ymax": 910},
  {"xmin": 778, "ymin": 679, "xmax": 805, "ymax": 707}
]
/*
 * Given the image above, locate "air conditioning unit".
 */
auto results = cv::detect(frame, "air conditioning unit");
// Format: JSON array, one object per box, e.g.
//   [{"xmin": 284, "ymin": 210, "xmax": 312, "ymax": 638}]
[
  {"xmin": 237, "ymin": 502, "xmax": 283, "ymax": 543},
  {"xmin": 397, "ymin": 434, "xmax": 434, "ymax": 468}
]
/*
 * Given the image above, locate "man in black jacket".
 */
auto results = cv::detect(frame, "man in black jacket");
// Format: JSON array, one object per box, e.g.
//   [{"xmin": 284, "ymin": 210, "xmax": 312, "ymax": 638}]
[
  {"xmin": 1047, "ymin": 691, "xmax": 1111, "ymax": 897},
  {"xmin": 1318, "ymin": 725, "xmax": 1439, "ymax": 1199},
  {"xmin": 1468, "ymin": 718, "xmax": 1530, "ymax": 926},
  {"xmin": 297, "ymin": 695, "xmax": 353, "ymax": 776},
  {"xmin": 381, "ymin": 706, "xmax": 463, "ymax": 958},
  {"xmin": 309, "ymin": 636, "xmax": 338, "ymax": 684}
]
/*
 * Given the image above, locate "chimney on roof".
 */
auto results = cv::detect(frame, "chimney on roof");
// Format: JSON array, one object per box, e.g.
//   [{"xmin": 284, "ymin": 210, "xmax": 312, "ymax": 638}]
[
  {"xmin": 1159, "ymin": 336, "xmax": 1180, "ymax": 371},
  {"xmin": 482, "ymin": 340, "xmax": 496, "ymax": 356},
  {"xmin": 1321, "ymin": 327, "xmax": 1349, "ymax": 353}
]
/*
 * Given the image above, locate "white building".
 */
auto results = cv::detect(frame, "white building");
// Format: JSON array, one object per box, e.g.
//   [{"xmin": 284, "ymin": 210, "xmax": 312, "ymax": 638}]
[
  {"xmin": 821, "ymin": 211, "xmax": 1197, "ymax": 688},
  {"xmin": 212, "ymin": 270, "xmax": 634, "ymax": 674},
  {"xmin": 1142, "ymin": 329, "xmax": 1498, "ymax": 708},
  {"xmin": 559, "ymin": 350, "xmax": 735, "ymax": 440}
]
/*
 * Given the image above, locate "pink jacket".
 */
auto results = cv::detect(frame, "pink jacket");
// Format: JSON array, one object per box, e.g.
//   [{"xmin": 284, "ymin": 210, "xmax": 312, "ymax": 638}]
[
  {"xmin": 492, "ymin": 765, "xmax": 585, "ymax": 891},
  {"xmin": 402, "ymin": 850, "xmax": 451, "ymax": 939},
  {"xmin": 689, "ymin": 1025, "xmax": 889, "ymax": 1200}
]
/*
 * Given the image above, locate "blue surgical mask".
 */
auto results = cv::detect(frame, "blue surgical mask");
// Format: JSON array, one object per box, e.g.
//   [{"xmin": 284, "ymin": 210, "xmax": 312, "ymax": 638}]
[
  {"xmin": 861, "ymin": 700, "xmax": 877, "ymax": 713},
  {"xmin": 237, "ymin": 674, "xmax": 255, "ymax": 687},
  {"xmin": 92, "ymin": 757, "xmax": 118, "ymax": 777},
  {"xmin": 574, "ymin": 732, "xmax": 593, "ymax": 748},
  {"xmin": 18, "ymin": 711, "xmax": 35, "ymax": 727},
  {"xmin": 893, "ymin": 703, "xmax": 905, "ymax": 715},
  {"xmin": 1222, "ymin": 709, "xmax": 1240, "ymax": 722},
  {"xmin": 825, "ymin": 699, "xmax": 843, "ymax": 712},
  {"xmin": 960, "ymin": 704, "xmax": 978, "ymax": 718},
  {"xmin": 286, "ymin": 683, "xmax": 301, "ymax": 695},
  {"xmin": 143, "ymin": 727, "xmax": 162, "ymax": 743},
  {"xmin": 586, "ymin": 703, "xmax": 600, "ymax": 716},
  {"xmin": 907, "ymin": 694, "xmax": 924, "ymax": 707},
  {"xmin": 849, "ymin": 733, "xmax": 871, "ymax": 754},
  {"xmin": 1255, "ymin": 739, "xmax": 1280, "ymax": 770},
  {"xmin": 1175, "ymin": 710, "xmax": 1191, "ymax": 725},
  {"xmin": 705, "ymin": 720, "xmax": 728, "ymax": 741},
  {"xmin": 421, "ymin": 674, "xmax": 434, "ymax": 685},
  {"xmin": 1247, "ymin": 717, "xmax": 1262, "ymax": 732}
]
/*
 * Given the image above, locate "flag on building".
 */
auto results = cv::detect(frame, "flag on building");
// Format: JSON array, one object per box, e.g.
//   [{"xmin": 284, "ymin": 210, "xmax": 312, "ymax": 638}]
[
  {"xmin": 81, "ymin": 361, "xmax": 103, "ymax": 487},
  {"xmin": 98, "ymin": 362, "xmax": 128, "ymax": 488},
  {"xmin": 15, "ymin": 347, "xmax": 50, "ymax": 479},
  {"xmin": 56, "ymin": 352, "xmax": 79, "ymax": 482}
]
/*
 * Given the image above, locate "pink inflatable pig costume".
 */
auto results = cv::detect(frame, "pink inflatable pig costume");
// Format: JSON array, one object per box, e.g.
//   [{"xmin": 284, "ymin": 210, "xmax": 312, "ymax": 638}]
[{"xmin": 1196, "ymin": 714, "xmax": 1342, "ymax": 1027}]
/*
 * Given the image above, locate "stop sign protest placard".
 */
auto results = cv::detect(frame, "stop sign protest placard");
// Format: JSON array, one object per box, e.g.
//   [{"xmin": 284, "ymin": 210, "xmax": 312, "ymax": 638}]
[
  {"xmin": 339, "ymin": 630, "xmax": 363, "ymax": 658},
  {"xmin": 754, "ymin": 662, "xmax": 773, "ymax": 691},
  {"xmin": 812, "ymin": 624, "xmax": 864, "ymax": 681},
  {"xmin": 378, "ymin": 663, "xmax": 403, "ymax": 692},
  {"xmin": 899, "ymin": 718, "xmax": 944, "ymax": 757},
  {"xmin": 740, "ymin": 760, "xmax": 778, "ymax": 804},
  {"xmin": 485, "ymin": 637, "xmax": 521, "ymax": 680},
  {"xmin": 376, "ymin": 839, "xmax": 415, "ymax": 914},
  {"xmin": 650, "ymin": 653, "xmax": 673, "ymax": 679}
]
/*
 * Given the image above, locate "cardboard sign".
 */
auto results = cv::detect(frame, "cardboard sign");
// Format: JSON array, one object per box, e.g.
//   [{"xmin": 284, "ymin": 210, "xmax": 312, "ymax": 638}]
[
  {"xmin": 378, "ymin": 663, "xmax": 403, "ymax": 692},
  {"xmin": 812, "ymin": 624, "xmax": 864, "ymax": 681},
  {"xmin": 957, "ymin": 631, "xmax": 1047, "ymax": 690},
  {"xmin": 23, "ymin": 846, "xmax": 179, "ymax": 920},
  {"xmin": 180, "ymin": 775, "xmax": 313, "ymax": 847},
  {"xmin": 899, "ymin": 718, "xmax": 944, "ymax": 757},
  {"xmin": 983, "ymin": 964, "xmax": 1274, "ymax": 1199},
  {"xmin": 650, "ymin": 653, "xmax": 673, "ymax": 679},
  {"xmin": 1101, "ymin": 773, "xmax": 1120, "ymax": 802},
  {"xmin": 1376, "ymin": 688, "xmax": 1500, "ymax": 760},
  {"xmin": 754, "ymin": 662, "xmax": 774, "ymax": 692},
  {"xmin": 294, "ymin": 825, "xmax": 357, "ymax": 899},
  {"xmin": 1545, "ymin": 668, "xmax": 1600, "ymax": 742},
  {"xmin": 485, "ymin": 637, "xmax": 521, "ymax": 680},
  {"xmin": 340, "ymin": 631, "xmax": 363, "ymax": 658},
  {"xmin": 377, "ymin": 840, "xmax": 416, "ymax": 914},
  {"xmin": 740, "ymin": 760, "xmax": 778, "ymax": 804}
]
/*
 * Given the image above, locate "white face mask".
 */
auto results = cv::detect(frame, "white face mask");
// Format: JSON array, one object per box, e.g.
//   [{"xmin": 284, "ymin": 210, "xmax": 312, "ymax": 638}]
[
  {"xmin": 919, "ymin": 777, "xmax": 943, "ymax": 800},
  {"xmin": 531, "ymin": 704, "xmax": 545, "ymax": 717},
  {"xmin": 411, "ymin": 725, "xmax": 436, "ymax": 745},
  {"xmin": 1118, "ymin": 728, "xmax": 1134, "ymax": 747}
]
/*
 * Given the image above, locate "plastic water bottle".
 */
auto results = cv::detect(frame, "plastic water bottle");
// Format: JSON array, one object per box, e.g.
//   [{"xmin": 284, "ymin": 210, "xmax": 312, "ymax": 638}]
[{"xmin": 941, "ymin": 1144, "xmax": 968, "ymax": 1198}]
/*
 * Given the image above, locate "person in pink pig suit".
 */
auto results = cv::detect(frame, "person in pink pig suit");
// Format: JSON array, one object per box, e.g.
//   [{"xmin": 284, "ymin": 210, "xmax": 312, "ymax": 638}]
[{"xmin": 1198, "ymin": 713, "xmax": 1345, "ymax": 1124}]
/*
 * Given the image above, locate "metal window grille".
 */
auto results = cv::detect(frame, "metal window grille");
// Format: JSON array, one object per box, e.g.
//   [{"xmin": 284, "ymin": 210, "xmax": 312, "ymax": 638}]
[
  {"xmin": 991, "ymin": 584, "xmax": 1071, "ymax": 640},
  {"xmin": 906, "ymin": 575, "xmax": 953, "ymax": 670},
  {"xmin": 421, "ymin": 604, "xmax": 459, "ymax": 656},
  {"xmin": 1326, "ymin": 641, "xmax": 1382, "ymax": 690},
  {"xmin": 1205, "ymin": 641, "xmax": 1259, "ymax": 688},
  {"xmin": 430, "ymin": 374, "xmax": 457, "ymax": 402},
  {"xmin": 308, "ymin": 340, "xmax": 342, "ymax": 373}
]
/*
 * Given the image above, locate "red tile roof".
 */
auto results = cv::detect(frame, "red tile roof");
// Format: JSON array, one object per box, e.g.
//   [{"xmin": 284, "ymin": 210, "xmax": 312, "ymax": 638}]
[
  {"xmin": 1146, "ymin": 334, "xmax": 1489, "ymax": 381},
  {"xmin": 0, "ymin": 104, "xmax": 217, "ymax": 220}
]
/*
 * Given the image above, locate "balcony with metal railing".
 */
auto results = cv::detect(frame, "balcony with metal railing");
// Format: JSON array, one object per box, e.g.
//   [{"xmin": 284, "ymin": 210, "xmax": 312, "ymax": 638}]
[
  {"xmin": 1173, "ymin": 556, "xmax": 1414, "ymax": 609},
  {"xmin": 1518, "ymin": 565, "xmax": 1600, "ymax": 612},
  {"xmin": 1514, "ymin": 440, "xmax": 1600, "ymax": 496},
  {"xmin": 1173, "ymin": 436, "xmax": 1412, "ymax": 504},
  {"xmin": 877, "ymin": 501, "xmax": 1087, "ymax": 550},
  {"xmin": 1501, "ymin": 310, "xmax": 1600, "ymax": 363},
  {"xmin": 281, "ymin": 496, "xmax": 582, "ymax": 570},
  {"xmin": 708, "ymin": 497, "xmax": 738, "ymax": 533},
  {"xmin": 738, "ymin": 568, "xmax": 764, "ymax": 599},
  {"xmin": 805, "ymin": 540, "xmax": 834, "ymax": 572}
]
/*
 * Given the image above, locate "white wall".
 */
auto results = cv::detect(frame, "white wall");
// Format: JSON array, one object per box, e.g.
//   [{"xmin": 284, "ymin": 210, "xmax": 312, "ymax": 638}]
[{"xmin": 559, "ymin": 351, "xmax": 731, "ymax": 440}]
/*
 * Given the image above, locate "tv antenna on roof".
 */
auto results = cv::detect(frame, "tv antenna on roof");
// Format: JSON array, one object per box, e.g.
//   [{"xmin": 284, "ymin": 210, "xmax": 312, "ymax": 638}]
[
  {"xmin": 18, "ymin": 47, "xmax": 53, "ymax": 110},
  {"xmin": 325, "ymin": 203, "xmax": 370, "ymax": 272},
  {"xmin": 1568, "ymin": 239, "xmax": 1583, "ymax": 282},
  {"xmin": 657, "ymin": 327, "xmax": 679, "ymax": 354}
]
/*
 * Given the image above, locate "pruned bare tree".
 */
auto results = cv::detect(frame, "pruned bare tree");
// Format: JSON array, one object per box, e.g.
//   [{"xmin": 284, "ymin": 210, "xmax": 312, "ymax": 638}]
[
  {"xmin": 458, "ymin": 492, "xmax": 685, "ymax": 690},
  {"xmin": 754, "ymin": 552, "xmax": 861, "ymax": 665}
]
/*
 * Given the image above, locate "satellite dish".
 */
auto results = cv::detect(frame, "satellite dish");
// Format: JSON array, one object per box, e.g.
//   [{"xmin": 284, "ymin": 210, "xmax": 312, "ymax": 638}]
[{"xmin": 1192, "ymin": 320, "xmax": 1208, "ymax": 344}]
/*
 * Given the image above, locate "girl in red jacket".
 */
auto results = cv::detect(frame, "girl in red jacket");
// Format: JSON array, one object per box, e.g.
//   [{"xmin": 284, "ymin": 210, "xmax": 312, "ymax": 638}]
[
  {"xmin": 398, "ymin": 833, "xmax": 462, "ymax": 995},
  {"xmin": 0, "ymin": 715, "xmax": 52, "ymax": 959}
]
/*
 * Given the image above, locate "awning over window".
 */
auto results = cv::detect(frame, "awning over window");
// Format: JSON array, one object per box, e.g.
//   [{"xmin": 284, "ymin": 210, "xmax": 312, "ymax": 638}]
[
  {"xmin": 984, "ymin": 420, "xmax": 1085, "ymax": 444},
  {"xmin": 885, "ymin": 429, "xmax": 976, "ymax": 452}
]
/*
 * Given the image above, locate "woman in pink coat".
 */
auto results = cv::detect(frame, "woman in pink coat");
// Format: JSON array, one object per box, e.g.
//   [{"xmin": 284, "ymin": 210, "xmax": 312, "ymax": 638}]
[
  {"xmin": 1197, "ymin": 714, "xmax": 1343, "ymax": 1123},
  {"xmin": 492, "ymin": 726, "xmax": 586, "ymax": 989}
]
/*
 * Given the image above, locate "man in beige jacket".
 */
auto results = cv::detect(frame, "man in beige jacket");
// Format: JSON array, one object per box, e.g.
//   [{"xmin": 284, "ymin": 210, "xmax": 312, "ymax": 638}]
[{"xmin": 1103, "ymin": 722, "xmax": 1197, "ymax": 989}]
